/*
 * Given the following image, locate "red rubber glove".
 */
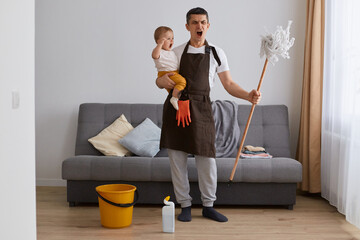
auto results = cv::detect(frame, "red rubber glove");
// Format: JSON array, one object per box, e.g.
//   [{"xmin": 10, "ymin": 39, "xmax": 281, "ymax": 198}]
[{"xmin": 176, "ymin": 100, "xmax": 191, "ymax": 127}]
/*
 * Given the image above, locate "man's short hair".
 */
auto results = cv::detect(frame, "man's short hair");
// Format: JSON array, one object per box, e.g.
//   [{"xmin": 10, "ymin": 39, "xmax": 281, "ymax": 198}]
[
  {"xmin": 154, "ymin": 26, "xmax": 173, "ymax": 43},
  {"xmin": 186, "ymin": 7, "xmax": 209, "ymax": 24}
]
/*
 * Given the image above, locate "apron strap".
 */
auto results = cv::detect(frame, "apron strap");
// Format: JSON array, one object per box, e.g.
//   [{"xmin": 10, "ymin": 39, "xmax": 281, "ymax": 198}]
[
  {"xmin": 185, "ymin": 40, "xmax": 220, "ymax": 66},
  {"xmin": 206, "ymin": 46, "xmax": 222, "ymax": 67}
]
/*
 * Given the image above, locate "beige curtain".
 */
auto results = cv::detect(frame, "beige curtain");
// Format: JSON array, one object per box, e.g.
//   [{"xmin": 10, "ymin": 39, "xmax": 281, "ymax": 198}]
[{"xmin": 296, "ymin": 0, "xmax": 325, "ymax": 193}]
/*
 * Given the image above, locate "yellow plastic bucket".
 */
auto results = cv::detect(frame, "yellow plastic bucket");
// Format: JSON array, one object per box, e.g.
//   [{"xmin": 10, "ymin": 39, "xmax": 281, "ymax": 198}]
[{"xmin": 95, "ymin": 184, "xmax": 138, "ymax": 228}]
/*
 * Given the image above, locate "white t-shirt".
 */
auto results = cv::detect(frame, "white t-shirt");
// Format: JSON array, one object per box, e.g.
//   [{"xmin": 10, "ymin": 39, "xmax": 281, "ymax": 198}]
[
  {"xmin": 173, "ymin": 42, "xmax": 230, "ymax": 89},
  {"xmin": 153, "ymin": 49, "xmax": 178, "ymax": 72}
]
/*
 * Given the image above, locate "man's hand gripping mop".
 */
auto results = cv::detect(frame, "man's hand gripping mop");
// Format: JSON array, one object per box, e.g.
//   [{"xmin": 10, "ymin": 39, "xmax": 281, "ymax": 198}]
[{"xmin": 228, "ymin": 21, "xmax": 295, "ymax": 183}]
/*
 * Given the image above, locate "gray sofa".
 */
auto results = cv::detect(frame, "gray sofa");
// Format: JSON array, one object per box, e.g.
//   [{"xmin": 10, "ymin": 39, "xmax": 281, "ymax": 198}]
[{"xmin": 62, "ymin": 103, "xmax": 302, "ymax": 209}]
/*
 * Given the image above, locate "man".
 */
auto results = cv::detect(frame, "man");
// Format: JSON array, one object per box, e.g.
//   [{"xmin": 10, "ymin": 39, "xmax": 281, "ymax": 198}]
[{"xmin": 156, "ymin": 7, "xmax": 261, "ymax": 222}]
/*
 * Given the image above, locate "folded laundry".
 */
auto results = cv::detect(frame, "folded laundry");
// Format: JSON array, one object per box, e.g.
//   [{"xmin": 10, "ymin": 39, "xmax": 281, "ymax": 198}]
[
  {"xmin": 240, "ymin": 152, "xmax": 273, "ymax": 159},
  {"xmin": 241, "ymin": 145, "xmax": 272, "ymax": 159},
  {"xmin": 243, "ymin": 150, "xmax": 267, "ymax": 154},
  {"xmin": 243, "ymin": 145, "xmax": 265, "ymax": 152}
]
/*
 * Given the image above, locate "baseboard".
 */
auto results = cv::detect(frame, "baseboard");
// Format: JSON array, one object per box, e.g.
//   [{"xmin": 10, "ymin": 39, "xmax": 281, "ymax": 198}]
[{"xmin": 36, "ymin": 178, "xmax": 66, "ymax": 186}]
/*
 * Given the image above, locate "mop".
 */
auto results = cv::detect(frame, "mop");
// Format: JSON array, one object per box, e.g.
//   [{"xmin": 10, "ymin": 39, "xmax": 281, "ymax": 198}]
[{"xmin": 228, "ymin": 21, "xmax": 295, "ymax": 182}]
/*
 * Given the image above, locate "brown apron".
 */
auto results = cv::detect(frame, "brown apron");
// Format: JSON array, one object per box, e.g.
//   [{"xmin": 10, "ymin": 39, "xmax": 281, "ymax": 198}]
[{"xmin": 160, "ymin": 41, "xmax": 216, "ymax": 158}]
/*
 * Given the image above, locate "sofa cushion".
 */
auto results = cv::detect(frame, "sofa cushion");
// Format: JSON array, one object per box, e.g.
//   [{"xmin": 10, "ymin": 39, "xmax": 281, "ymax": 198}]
[
  {"xmin": 62, "ymin": 156, "xmax": 172, "ymax": 181},
  {"xmin": 237, "ymin": 105, "xmax": 291, "ymax": 158},
  {"xmin": 216, "ymin": 157, "xmax": 302, "ymax": 182},
  {"xmin": 62, "ymin": 156, "xmax": 302, "ymax": 183}
]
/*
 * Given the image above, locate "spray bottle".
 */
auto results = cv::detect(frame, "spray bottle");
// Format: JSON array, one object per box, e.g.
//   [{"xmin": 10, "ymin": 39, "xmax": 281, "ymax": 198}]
[{"xmin": 162, "ymin": 196, "xmax": 175, "ymax": 233}]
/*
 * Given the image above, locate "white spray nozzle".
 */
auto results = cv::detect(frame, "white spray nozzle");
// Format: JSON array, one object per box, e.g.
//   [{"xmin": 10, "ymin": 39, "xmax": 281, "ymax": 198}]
[
  {"xmin": 163, "ymin": 196, "xmax": 174, "ymax": 207},
  {"xmin": 164, "ymin": 196, "xmax": 170, "ymax": 204}
]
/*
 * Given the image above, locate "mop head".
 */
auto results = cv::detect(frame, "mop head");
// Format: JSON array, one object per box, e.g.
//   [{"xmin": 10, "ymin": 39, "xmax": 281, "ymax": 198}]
[{"xmin": 260, "ymin": 21, "xmax": 295, "ymax": 65}]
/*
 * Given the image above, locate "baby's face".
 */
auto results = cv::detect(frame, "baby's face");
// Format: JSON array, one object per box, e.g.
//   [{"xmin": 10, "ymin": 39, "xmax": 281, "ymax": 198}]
[{"xmin": 159, "ymin": 31, "xmax": 174, "ymax": 51}]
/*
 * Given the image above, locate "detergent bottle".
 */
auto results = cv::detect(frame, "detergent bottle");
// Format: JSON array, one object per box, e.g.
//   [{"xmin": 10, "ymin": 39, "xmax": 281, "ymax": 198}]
[{"xmin": 162, "ymin": 196, "xmax": 175, "ymax": 233}]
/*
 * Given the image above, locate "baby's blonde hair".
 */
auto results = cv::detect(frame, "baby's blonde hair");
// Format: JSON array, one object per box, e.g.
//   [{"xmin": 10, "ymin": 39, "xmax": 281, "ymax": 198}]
[{"xmin": 154, "ymin": 26, "xmax": 173, "ymax": 43}]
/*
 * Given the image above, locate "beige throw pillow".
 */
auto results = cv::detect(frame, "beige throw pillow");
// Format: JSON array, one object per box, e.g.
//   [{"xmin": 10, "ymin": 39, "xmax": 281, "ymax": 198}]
[{"xmin": 88, "ymin": 114, "xmax": 134, "ymax": 156}]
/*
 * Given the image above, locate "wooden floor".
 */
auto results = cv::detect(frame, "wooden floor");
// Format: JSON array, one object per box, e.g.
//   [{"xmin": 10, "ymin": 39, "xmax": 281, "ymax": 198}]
[{"xmin": 36, "ymin": 187, "xmax": 360, "ymax": 240}]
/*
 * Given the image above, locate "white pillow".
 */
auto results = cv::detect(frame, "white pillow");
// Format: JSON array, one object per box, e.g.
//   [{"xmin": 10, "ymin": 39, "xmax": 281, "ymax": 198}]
[{"xmin": 88, "ymin": 114, "xmax": 134, "ymax": 156}]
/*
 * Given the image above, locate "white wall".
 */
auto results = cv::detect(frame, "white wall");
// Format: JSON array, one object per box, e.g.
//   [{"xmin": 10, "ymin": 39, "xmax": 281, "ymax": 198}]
[
  {"xmin": 36, "ymin": 0, "xmax": 306, "ymax": 186},
  {"xmin": 0, "ymin": 0, "xmax": 36, "ymax": 239}
]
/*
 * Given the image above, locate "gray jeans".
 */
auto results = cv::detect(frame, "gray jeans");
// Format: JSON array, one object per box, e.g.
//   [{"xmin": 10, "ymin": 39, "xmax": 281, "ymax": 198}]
[{"xmin": 168, "ymin": 149, "xmax": 217, "ymax": 208}]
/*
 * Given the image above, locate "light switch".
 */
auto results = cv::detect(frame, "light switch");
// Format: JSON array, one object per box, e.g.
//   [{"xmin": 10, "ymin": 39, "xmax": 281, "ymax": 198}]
[{"xmin": 12, "ymin": 90, "xmax": 19, "ymax": 109}]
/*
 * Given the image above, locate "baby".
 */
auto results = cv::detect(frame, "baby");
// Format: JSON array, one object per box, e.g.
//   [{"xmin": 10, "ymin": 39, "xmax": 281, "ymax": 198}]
[{"xmin": 152, "ymin": 26, "xmax": 186, "ymax": 110}]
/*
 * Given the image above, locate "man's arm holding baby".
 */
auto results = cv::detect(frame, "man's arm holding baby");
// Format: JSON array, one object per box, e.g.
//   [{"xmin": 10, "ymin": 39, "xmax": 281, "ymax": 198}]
[
  {"xmin": 218, "ymin": 70, "xmax": 261, "ymax": 104},
  {"xmin": 156, "ymin": 73, "xmax": 176, "ymax": 89}
]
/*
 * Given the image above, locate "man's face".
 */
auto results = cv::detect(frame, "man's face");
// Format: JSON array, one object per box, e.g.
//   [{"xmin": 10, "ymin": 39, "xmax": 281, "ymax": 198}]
[{"xmin": 186, "ymin": 14, "xmax": 210, "ymax": 43}]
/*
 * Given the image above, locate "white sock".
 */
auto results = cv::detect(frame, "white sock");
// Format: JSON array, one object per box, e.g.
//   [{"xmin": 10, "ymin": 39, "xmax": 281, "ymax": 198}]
[{"xmin": 170, "ymin": 97, "xmax": 179, "ymax": 110}]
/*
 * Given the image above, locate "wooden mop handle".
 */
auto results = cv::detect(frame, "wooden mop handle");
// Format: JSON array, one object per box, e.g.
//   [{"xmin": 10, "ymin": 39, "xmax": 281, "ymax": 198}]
[{"xmin": 229, "ymin": 58, "xmax": 269, "ymax": 181}]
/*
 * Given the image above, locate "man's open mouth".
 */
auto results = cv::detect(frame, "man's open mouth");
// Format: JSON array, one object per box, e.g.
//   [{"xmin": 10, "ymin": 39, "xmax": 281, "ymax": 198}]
[{"xmin": 197, "ymin": 31, "xmax": 203, "ymax": 37}]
